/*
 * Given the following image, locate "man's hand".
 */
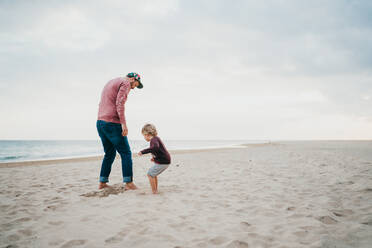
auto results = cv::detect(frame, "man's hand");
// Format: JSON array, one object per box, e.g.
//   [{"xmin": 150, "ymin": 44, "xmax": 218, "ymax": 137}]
[
  {"xmin": 138, "ymin": 152, "xmax": 142, "ymax": 156},
  {"xmin": 121, "ymin": 124, "xmax": 128, "ymax": 136}
]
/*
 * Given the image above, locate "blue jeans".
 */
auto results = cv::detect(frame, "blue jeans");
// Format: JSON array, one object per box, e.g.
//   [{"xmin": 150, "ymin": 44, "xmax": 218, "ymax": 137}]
[{"xmin": 96, "ymin": 120, "xmax": 133, "ymax": 183}]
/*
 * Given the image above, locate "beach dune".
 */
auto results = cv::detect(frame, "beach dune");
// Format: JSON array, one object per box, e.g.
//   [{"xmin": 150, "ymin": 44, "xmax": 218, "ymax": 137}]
[{"xmin": 0, "ymin": 141, "xmax": 371, "ymax": 247}]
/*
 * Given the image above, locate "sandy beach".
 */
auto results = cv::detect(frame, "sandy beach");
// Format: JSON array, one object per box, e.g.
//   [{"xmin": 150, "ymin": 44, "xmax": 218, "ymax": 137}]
[{"xmin": 0, "ymin": 141, "xmax": 371, "ymax": 248}]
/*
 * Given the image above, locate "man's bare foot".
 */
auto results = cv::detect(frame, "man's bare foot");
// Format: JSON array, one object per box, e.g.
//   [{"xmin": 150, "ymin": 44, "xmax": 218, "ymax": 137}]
[
  {"xmin": 99, "ymin": 182, "xmax": 111, "ymax": 189},
  {"xmin": 124, "ymin": 182, "xmax": 138, "ymax": 190}
]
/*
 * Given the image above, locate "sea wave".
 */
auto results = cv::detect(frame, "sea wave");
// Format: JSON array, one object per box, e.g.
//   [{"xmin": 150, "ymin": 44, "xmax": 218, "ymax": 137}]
[{"xmin": 0, "ymin": 155, "xmax": 25, "ymax": 161}]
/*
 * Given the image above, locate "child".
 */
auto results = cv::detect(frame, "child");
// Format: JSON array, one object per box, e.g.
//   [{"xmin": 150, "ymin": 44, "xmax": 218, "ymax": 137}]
[{"xmin": 138, "ymin": 124, "xmax": 171, "ymax": 194}]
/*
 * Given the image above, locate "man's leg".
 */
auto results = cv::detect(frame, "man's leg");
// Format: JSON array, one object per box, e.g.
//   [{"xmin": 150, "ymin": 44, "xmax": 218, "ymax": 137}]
[
  {"xmin": 97, "ymin": 121, "xmax": 116, "ymax": 189},
  {"xmin": 109, "ymin": 125, "xmax": 137, "ymax": 189}
]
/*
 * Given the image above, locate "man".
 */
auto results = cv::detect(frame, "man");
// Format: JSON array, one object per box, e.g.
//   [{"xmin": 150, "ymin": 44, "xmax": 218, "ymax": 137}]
[{"xmin": 96, "ymin": 72, "xmax": 143, "ymax": 190}]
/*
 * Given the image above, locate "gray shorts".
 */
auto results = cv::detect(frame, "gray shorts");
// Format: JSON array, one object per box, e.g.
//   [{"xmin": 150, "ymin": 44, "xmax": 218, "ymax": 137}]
[{"xmin": 147, "ymin": 163, "xmax": 169, "ymax": 177}]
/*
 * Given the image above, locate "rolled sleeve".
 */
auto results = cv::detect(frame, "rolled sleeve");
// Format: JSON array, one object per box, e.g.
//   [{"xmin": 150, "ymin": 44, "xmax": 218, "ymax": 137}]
[{"xmin": 116, "ymin": 82, "xmax": 130, "ymax": 125}]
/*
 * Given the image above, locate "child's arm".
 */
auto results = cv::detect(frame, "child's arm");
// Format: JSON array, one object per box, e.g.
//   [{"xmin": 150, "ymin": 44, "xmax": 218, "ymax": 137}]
[
  {"xmin": 137, "ymin": 151, "xmax": 153, "ymax": 157},
  {"xmin": 139, "ymin": 139, "xmax": 160, "ymax": 155}
]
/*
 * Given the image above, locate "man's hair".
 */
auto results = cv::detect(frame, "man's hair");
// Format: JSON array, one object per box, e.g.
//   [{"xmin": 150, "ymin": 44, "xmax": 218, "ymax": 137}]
[{"xmin": 142, "ymin": 123, "xmax": 158, "ymax": 136}]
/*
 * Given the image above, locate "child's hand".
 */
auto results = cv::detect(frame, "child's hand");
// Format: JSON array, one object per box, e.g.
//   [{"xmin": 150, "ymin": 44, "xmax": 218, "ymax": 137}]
[
  {"xmin": 150, "ymin": 158, "xmax": 154, "ymax": 162},
  {"xmin": 138, "ymin": 152, "xmax": 142, "ymax": 156}
]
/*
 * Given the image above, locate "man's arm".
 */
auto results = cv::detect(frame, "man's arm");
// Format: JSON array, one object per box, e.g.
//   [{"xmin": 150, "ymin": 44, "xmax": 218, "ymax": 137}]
[{"xmin": 116, "ymin": 82, "xmax": 130, "ymax": 136}]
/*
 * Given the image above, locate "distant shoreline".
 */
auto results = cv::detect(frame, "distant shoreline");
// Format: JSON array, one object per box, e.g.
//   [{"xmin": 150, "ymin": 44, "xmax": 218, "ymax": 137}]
[
  {"xmin": 0, "ymin": 143, "xmax": 271, "ymax": 168},
  {"xmin": 2, "ymin": 140, "xmax": 372, "ymax": 167},
  {"xmin": 0, "ymin": 140, "xmax": 269, "ymax": 165}
]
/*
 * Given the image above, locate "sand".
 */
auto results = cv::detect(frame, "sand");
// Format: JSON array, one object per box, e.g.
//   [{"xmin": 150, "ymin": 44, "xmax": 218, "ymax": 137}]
[{"xmin": 0, "ymin": 141, "xmax": 371, "ymax": 248}]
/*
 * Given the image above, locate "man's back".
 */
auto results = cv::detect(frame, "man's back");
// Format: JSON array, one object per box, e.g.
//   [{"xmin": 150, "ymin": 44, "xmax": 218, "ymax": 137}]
[{"xmin": 98, "ymin": 77, "xmax": 130, "ymax": 124}]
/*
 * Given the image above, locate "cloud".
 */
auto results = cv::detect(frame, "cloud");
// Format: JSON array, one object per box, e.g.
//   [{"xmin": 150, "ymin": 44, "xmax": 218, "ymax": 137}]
[
  {"xmin": 1, "ymin": 6, "xmax": 110, "ymax": 52},
  {"xmin": 0, "ymin": 0, "xmax": 371, "ymax": 139},
  {"xmin": 30, "ymin": 7, "xmax": 109, "ymax": 51}
]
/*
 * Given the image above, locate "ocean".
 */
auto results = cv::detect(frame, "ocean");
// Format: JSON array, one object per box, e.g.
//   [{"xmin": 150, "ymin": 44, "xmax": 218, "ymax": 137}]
[{"xmin": 0, "ymin": 140, "xmax": 265, "ymax": 163}]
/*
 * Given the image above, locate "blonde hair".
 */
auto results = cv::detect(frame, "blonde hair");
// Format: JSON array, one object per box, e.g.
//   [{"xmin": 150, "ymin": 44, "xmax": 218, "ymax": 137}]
[{"xmin": 142, "ymin": 123, "xmax": 158, "ymax": 136}]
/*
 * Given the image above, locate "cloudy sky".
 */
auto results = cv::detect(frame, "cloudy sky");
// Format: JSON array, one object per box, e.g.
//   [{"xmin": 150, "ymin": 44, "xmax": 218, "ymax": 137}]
[{"xmin": 1, "ymin": 0, "xmax": 371, "ymax": 140}]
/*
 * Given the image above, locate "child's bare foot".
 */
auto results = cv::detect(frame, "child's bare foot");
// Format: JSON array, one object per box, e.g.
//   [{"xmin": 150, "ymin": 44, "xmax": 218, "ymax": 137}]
[
  {"xmin": 98, "ymin": 182, "xmax": 110, "ymax": 189},
  {"xmin": 125, "ymin": 182, "xmax": 138, "ymax": 190},
  {"xmin": 152, "ymin": 190, "xmax": 158, "ymax": 194}
]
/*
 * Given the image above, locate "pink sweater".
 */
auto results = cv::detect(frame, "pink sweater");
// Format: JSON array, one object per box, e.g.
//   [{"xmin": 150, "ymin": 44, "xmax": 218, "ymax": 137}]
[{"xmin": 97, "ymin": 77, "xmax": 131, "ymax": 125}]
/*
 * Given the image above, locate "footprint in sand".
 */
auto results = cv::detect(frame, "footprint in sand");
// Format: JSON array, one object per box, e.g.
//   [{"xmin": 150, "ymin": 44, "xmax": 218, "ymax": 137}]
[
  {"xmin": 17, "ymin": 229, "xmax": 33, "ymax": 236},
  {"xmin": 361, "ymin": 218, "xmax": 372, "ymax": 226},
  {"xmin": 57, "ymin": 187, "xmax": 67, "ymax": 193},
  {"xmin": 331, "ymin": 209, "xmax": 353, "ymax": 217},
  {"xmin": 0, "ymin": 204, "xmax": 11, "ymax": 211},
  {"xmin": 7, "ymin": 234, "xmax": 21, "ymax": 242},
  {"xmin": 80, "ymin": 215, "xmax": 96, "ymax": 222},
  {"xmin": 48, "ymin": 238, "xmax": 65, "ymax": 246},
  {"xmin": 44, "ymin": 205, "xmax": 59, "ymax": 211},
  {"xmin": 240, "ymin": 221, "xmax": 252, "ymax": 231},
  {"xmin": 138, "ymin": 227, "xmax": 149, "ymax": 235},
  {"xmin": 105, "ymin": 228, "xmax": 135, "ymax": 244},
  {"xmin": 207, "ymin": 216, "xmax": 219, "ymax": 222},
  {"xmin": 81, "ymin": 184, "xmax": 126, "ymax": 198},
  {"xmin": 318, "ymin": 216, "xmax": 338, "ymax": 224},
  {"xmin": 60, "ymin": 240, "xmax": 87, "ymax": 248},
  {"xmin": 226, "ymin": 240, "xmax": 249, "ymax": 248},
  {"xmin": 179, "ymin": 215, "xmax": 187, "ymax": 220},
  {"xmin": 209, "ymin": 236, "xmax": 228, "ymax": 245},
  {"xmin": 3, "ymin": 245, "xmax": 18, "ymax": 248},
  {"xmin": 7, "ymin": 211, "xmax": 18, "ymax": 216},
  {"xmin": 105, "ymin": 235, "xmax": 124, "ymax": 244},
  {"xmin": 294, "ymin": 230, "xmax": 308, "ymax": 238},
  {"xmin": 44, "ymin": 196, "xmax": 63, "ymax": 204},
  {"xmin": 1, "ymin": 223, "xmax": 14, "ymax": 232},
  {"xmin": 48, "ymin": 221, "xmax": 64, "ymax": 226},
  {"xmin": 247, "ymin": 233, "xmax": 259, "ymax": 239},
  {"xmin": 31, "ymin": 184, "xmax": 44, "ymax": 188},
  {"xmin": 136, "ymin": 191, "xmax": 147, "ymax": 196},
  {"xmin": 362, "ymin": 188, "xmax": 372, "ymax": 193},
  {"xmin": 299, "ymin": 226, "xmax": 317, "ymax": 231},
  {"xmin": 12, "ymin": 217, "xmax": 32, "ymax": 224}
]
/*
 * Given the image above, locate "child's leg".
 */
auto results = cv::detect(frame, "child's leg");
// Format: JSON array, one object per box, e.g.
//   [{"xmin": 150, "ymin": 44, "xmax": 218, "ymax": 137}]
[
  {"xmin": 155, "ymin": 176, "xmax": 158, "ymax": 191},
  {"xmin": 147, "ymin": 175, "xmax": 157, "ymax": 194}
]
